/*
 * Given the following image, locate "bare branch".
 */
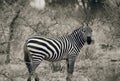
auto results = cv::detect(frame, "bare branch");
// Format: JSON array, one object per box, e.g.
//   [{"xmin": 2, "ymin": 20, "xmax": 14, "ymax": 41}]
[{"xmin": 1, "ymin": 24, "xmax": 7, "ymax": 43}]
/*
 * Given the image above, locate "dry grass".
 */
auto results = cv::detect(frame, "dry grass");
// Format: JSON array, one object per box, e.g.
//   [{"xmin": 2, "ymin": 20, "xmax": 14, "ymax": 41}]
[{"xmin": 0, "ymin": 48, "xmax": 120, "ymax": 81}]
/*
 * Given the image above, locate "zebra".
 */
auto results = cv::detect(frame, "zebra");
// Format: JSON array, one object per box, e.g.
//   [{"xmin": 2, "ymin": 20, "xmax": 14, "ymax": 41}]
[{"xmin": 24, "ymin": 25, "xmax": 93, "ymax": 81}]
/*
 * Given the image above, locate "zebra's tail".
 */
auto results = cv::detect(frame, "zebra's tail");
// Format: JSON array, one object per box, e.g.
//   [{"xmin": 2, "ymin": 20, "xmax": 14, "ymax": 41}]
[{"xmin": 24, "ymin": 42, "xmax": 32, "ymax": 73}]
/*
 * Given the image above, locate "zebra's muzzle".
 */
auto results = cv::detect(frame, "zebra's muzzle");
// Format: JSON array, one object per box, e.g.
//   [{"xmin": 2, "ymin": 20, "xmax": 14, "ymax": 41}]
[{"xmin": 87, "ymin": 37, "xmax": 92, "ymax": 45}]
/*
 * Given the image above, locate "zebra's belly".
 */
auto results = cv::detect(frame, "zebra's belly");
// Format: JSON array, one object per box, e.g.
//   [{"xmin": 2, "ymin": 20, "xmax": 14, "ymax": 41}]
[{"xmin": 45, "ymin": 53, "xmax": 67, "ymax": 62}]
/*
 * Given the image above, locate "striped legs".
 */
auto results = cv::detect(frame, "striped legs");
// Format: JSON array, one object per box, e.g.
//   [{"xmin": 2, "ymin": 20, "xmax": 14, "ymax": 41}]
[
  {"xmin": 27, "ymin": 63, "xmax": 40, "ymax": 81},
  {"xmin": 66, "ymin": 56, "xmax": 76, "ymax": 81}
]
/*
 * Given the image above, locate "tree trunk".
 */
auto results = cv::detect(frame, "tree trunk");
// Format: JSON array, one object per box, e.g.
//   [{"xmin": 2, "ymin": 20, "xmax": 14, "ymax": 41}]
[{"xmin": 5, "ymin": 10, "xmax": 20, "ymax": 64}]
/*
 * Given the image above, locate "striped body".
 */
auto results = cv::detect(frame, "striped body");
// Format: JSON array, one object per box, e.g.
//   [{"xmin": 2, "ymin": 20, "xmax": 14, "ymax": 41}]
[
  {"xmin": 24, "ymin": 26, "xmax": 93, "ymax": 81},
  {"xmin": 26, "ymin": 34, "xmax": 84, "ymax": 63}
]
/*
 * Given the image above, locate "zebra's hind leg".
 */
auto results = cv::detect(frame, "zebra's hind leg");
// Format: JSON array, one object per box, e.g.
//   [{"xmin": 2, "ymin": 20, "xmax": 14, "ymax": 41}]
[
  {"xmin": 24, "ymin": 43, "xmax": 40, "ymax": 81},
  {"xmin": 32, "ymin": 63, "xmax": 40, "ymax": 81},
  {"xmin": 24, "ymin": 54, "xmax": 40, "ymax": 81},
  {"xmin": 28, "ymin": 63, "xmax": 40, "ymax": 81},
  {"xmin": 27, "ymin": 63, "xmax": 40, "ymax": 81},
  {"xmin": 24, "ymin": 52, "xmax": 32, "ymax": 81},
  {"xmin": 26, "ymin": 62, "xmax": 32, "ymax": 81},
  {"xmin": 66, "ymin": 57, "xmax": 76, "ymax": 81},
  {"xmin": 34, "ymin": 72, "xmax": 39, "ymax": 81}
]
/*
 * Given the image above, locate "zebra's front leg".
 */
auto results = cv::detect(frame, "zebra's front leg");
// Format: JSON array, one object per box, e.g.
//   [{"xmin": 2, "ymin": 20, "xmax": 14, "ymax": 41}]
[
  {"xmin": 34, "ymin": 73, "xmax": 39, "ymax": 81},
  {"xmin": 66, "ymin": 57, "xmax": 76, "ymax": 81},
  {"xmin": 27, "ymin": 74, "xmax": 31, "ymax": 81}
]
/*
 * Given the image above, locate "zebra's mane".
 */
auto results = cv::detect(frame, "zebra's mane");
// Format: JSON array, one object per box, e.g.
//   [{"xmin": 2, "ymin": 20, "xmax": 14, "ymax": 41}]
[{"xmin": 71, "ymin": 26, "xmax": 84, "ymax": 34}]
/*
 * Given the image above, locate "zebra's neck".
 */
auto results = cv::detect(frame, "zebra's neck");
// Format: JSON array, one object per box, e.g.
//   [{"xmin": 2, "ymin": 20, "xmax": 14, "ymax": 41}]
[{"xmin": 68, "ymin": 32, "xmax": 86, "ymax": 48}]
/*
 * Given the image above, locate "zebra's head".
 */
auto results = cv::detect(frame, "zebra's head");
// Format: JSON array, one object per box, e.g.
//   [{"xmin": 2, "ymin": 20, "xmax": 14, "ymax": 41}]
[
  {"xmin": 72, "ymin": 26, "xmax": 93, "ymax": 45},
  {"xmin": 80, "ymin": 26, "xmax": 93, "ymax": 45}
]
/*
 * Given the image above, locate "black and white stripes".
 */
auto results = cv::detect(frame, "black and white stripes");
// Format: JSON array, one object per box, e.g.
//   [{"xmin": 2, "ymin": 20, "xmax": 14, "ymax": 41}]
[
  {"xmin": 24, "ymin": 26, "xmax": 93, "ymax": 81},
  {"xmin": 26, "ymin": 36, "xmax": 72, "ymax": 62}
]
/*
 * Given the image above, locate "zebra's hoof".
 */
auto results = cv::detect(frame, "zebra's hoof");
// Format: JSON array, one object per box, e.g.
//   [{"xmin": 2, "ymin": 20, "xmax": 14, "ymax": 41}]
[
  {"xmin": 27, "ymin": 78, "xmax": 31, "ymax": 81},
  {"xmin": 35, "ymin": 78, "xmax": 39, "ymax": 81}
]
